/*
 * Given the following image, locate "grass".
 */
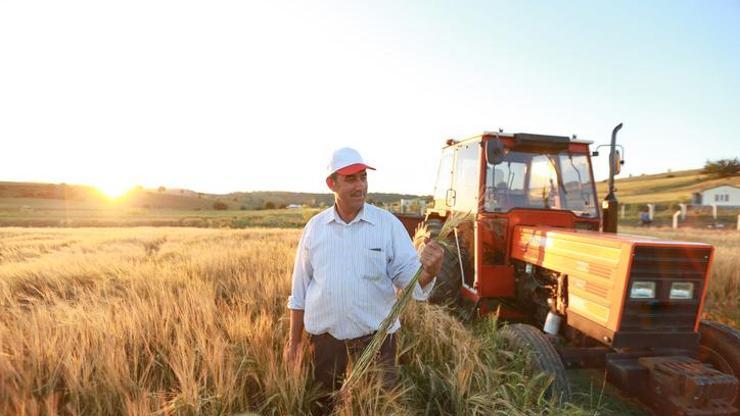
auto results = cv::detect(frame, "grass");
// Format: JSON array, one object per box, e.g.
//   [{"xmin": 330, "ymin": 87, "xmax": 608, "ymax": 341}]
[
  {"xmin": 0, "ymin": 204, "xmax": 321, "ymax": 228},
  {"xmin": 0, "ymin": 226, "xmax": 735, "ymax": 415},
  {"xmin": 594, "ymin": 169, "xmax": 740, "ymax": 204}
]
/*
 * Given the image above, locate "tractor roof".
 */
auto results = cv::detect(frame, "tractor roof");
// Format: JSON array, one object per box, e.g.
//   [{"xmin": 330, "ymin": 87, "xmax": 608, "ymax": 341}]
[{"xmin": 448, "ymin": 131, "xmax": 594, "ymax": 147}]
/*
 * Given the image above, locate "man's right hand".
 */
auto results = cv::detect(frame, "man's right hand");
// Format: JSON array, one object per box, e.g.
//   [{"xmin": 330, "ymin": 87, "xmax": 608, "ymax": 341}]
[
  {"xmin": 285, "ymin": 309, "xmax": 305, "ymax": 370},
  {"xmin": 283, "ymin": 340, "xmax": 304, "ymax": 369}
]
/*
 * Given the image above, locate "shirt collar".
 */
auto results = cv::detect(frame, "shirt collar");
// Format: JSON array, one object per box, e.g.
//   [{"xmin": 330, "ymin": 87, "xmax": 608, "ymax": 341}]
[{"xmin": 325, "ymin": 203, "xmax": 376, "ymax": 225}]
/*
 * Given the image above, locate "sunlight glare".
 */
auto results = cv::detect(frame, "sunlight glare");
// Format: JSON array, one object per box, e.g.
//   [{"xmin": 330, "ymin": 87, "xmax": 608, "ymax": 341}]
[{"xmin": 97, "ymin": 182, "xmax": 133, "ymax": 200}]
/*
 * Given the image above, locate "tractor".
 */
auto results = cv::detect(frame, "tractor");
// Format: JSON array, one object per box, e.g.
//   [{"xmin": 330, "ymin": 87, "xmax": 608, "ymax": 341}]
[{"xmin": 396, "ymin": 125, "xmax": 739, "ymax": 415}]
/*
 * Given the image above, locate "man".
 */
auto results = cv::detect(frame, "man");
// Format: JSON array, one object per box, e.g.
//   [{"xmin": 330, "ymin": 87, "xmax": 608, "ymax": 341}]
[{"xmin": 284, "ymin": 147, "xmax": 444, "ymax": 409}]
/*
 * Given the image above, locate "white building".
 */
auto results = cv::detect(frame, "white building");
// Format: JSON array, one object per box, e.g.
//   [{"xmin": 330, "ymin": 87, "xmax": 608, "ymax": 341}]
[{"xmin": 692, "ymin": 185, "xmax": 740, "ymax": 207}]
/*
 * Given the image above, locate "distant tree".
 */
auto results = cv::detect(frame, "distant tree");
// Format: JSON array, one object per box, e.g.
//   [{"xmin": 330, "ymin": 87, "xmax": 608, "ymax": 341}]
[
  {"xmin": 158, "ymin": 186, "xmax": 166, "ymax": 193},
  {"xmin": 703, "ymin": 158, "xmax": 740, "ymax": 178},
  {"xmin": 240, "ymin": 205, "xmax": 248, "ymax": 210},
  {"xmin": 278, "ymin": 203, "xmax": 287, "ymax": 209},
  {"xmin": 213, "ymin": 201, "xmax": 228, "ymax": 210},
  {"xmin": 264, "ymin": 201, "xmax": 276, "ymax": 210},
  {"xmin": 180, "ymin": 189, "xmax": 185, "ymax": 194}
]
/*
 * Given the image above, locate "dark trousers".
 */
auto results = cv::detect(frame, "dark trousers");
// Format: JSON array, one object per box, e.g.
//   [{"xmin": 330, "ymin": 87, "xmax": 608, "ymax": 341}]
[{"xmin": 308, "ymin": 332, "xmax": 398, "ymax": 413}]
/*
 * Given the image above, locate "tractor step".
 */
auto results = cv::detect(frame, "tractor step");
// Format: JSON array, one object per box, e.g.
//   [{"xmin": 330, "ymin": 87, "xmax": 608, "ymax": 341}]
[{"xmin": 608, "ymin": 355, "xmax": 738, "ymax": 415}]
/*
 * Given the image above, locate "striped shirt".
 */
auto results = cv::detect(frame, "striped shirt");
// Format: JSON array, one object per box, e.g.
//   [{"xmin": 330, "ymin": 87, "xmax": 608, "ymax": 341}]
[{"xmin": 287, "ymin": 203, "xmax": 435, "ymax": 340}]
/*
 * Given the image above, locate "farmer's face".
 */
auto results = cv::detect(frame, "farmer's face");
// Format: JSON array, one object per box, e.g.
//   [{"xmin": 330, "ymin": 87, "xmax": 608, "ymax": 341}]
[{"xmin": 330, "ymin": 170, "xmax": 368, "ymax": 214}]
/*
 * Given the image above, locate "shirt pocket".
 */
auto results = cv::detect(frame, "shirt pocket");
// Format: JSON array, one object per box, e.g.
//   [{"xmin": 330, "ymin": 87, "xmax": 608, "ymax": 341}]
[{"xmin": 361, "ymin": 249, "xmax": 387, "ymax": 281}]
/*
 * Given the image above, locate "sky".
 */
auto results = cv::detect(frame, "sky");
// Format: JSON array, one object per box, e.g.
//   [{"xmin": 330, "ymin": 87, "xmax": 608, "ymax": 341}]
[{"xmin": 1, "ymin": 0, "xmax": 739, "ymax": 196}]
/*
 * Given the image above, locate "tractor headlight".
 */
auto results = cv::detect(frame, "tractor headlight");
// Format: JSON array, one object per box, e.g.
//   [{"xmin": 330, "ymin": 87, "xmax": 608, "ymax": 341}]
[
  {"xmin": 630, "ymin": 281, "xmax": 656, "ymax": 299},
  {"xmin": 669, "ymin": 282, "xmax": 694, "ymax": 300}
]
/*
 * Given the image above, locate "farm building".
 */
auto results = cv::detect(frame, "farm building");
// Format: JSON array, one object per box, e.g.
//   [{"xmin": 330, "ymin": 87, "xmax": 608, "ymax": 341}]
[{"xmin": 692, "ymin": 185, "xmax": 740, "ymax": 207}]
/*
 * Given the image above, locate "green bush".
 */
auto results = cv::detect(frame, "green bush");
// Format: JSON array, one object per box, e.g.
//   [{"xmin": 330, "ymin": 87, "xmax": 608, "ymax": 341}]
[{"xmin": 703, "ymin": 158, "xmax": 740, "ymax": 178}]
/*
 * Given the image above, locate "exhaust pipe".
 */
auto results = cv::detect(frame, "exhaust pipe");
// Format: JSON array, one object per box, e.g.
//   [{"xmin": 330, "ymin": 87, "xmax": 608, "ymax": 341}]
[{"xmin": 602, "ymin": 123, "xmax": 623, "ymax": 233}]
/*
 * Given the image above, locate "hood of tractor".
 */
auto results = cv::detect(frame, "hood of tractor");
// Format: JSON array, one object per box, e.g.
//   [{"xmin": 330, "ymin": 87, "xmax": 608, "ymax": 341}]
[{"xmin": 511, "ymin": 225, "xmax": 714, "ymax": 348}]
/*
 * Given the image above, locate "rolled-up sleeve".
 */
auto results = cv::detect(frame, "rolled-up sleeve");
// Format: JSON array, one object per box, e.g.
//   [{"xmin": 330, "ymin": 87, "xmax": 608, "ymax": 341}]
[
  {"xmin": 287, "ymin": 225, "xmax": 313, "ymax": 310},
  {"xmin": 387, "ymin": 218, "xmax": 436, "ymax": 301}
]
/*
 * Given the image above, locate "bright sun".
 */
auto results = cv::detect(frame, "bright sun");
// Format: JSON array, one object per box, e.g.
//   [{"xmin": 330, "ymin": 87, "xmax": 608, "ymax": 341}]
[{"xmin": 97, "ymin": 182, "xmax": 133, "ymax": 200}]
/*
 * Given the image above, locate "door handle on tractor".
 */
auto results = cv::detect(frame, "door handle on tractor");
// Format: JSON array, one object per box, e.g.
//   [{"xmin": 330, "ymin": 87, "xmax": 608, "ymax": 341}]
[{"xmin": 446, "ymin": 188, "xmax": 456, "ymax": 207}]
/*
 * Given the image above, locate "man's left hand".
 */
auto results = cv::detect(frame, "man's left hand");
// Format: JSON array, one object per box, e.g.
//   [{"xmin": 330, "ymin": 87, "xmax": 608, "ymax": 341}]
[{"xmin": 420, "ymin": 240, "xmax": 445, "ymax": 277}]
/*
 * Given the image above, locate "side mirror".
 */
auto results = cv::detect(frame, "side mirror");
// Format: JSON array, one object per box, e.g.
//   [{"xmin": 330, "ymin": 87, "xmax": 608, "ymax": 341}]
[
  {"xmin": 612, "ymin": 150, "xmax": 623, "ymax": 175},
  {"xmin": 593, "ymin": 144, "xmax": 625, "ymax": 175},
  {"xmin": 486, "ymin": 138, "xmax": 506, "ymax": 165}
]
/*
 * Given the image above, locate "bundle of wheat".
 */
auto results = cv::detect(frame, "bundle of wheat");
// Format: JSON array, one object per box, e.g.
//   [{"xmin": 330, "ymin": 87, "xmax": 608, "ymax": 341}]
[{"xmin": 340, "ymin": 213, "xmax": 471, "ymax": 393}]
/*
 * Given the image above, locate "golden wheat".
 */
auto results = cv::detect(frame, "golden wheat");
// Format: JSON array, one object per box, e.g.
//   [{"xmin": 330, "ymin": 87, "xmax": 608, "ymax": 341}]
[{"xmin": 1, "ymin": 226, "xmax": 734, "ymax": 415}]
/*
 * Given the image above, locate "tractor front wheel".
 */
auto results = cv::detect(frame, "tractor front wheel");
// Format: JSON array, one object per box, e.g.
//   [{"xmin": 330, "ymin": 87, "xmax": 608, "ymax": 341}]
[
  {"xmin": 500, "ymin": 323, "xmax": 572, "ymax": 403},
  {"xmin": 427, "ymin": 245, "xmax": 462, "ymax": 305},
  {"xmin": 698, "ymin": 320, "xmax": 740, "ymax": 408}
]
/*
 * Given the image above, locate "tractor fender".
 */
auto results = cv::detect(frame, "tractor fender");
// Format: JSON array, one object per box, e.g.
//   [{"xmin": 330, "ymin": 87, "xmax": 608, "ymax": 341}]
[{"xmin": 698, "ymin": 320, "xmax": 740, "ymax": 409}]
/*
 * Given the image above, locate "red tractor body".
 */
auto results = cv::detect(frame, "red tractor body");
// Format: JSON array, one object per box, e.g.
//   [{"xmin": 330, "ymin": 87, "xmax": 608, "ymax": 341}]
[{"xmin": 396, "ymin": 130, "xmax": 739, "ymax": 415}]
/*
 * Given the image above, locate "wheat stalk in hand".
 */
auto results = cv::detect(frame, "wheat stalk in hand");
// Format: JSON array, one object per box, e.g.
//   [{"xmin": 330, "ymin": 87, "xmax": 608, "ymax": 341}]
[{"xmin": 340, "ymin": 213, "xmax": 470, "ymax": 393}]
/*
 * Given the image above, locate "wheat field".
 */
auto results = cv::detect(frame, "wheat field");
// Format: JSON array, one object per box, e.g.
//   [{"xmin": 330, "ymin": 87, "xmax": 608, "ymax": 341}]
[{"xmin": 0, "ymin": 226, "xmax": 736, "ymax": 415}]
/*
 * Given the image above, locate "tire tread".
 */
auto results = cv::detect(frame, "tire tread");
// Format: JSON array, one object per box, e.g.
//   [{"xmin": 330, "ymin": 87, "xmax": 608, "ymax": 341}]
[{"xmin": 501, "ymin": 323, "xmax": 572, "ymax": 402}]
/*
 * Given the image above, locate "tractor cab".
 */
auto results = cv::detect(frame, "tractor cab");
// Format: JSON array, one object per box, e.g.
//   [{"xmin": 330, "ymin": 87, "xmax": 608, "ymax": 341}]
[
  {"xmin": 423, "ymin": 132, "xmax": 602, "ymax": 307},
  {"xmin": 430, "ymin": 133, "xmax": 598, "ymax": 221}
]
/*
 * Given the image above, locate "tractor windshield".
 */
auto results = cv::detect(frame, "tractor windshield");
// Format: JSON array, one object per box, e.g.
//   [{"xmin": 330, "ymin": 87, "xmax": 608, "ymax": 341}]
[{"xmin": 485, "ymin": 150, "xmax": 598, "ymax": 217}]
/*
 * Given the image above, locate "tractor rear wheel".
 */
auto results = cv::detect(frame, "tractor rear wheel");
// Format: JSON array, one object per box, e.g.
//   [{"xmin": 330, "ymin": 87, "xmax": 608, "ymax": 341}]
[
  {"xmin": 698, "ymin": 320, "xmax": 740, "ymax": 408},
  {"xmin": 500, "ymin": 324, "xmax": 572, "ymax": 403},
  {"xmin": 426, "ymin": 218, "xmax": 443, "ymax": 239},
  {"xmin": 426, "ymin": 219, "xmax": 462, "ymax": 305}
]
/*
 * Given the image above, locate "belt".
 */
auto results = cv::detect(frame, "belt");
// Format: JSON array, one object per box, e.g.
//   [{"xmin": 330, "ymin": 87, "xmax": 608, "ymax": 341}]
[{"xmin": 310, "ymin": 332, "xmax": 394, "ymax": 349}]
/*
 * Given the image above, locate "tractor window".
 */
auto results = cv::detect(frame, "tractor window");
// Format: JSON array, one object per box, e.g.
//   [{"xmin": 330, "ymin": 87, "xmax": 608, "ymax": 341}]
[
  {"xmin": 484, "ymin": 160, "xmax": 527, "ymax": 211},
  {"xmin": 433, "ymin": 149, "xmax": 454, "ymax": 208},
  {"xmin": 485, "ymin": 150, "xmax": 598, "ymax": 217},
  {"xmin": 453, "ymin": 143, "xmax": 480, "ymax": 212},
  {"xmin": 528, "ymin": 155, "xmax": 562, "ymax": 209},
  {"xmin": 559, "ymin": 154, "xmax": 597, "ymax": 217}
]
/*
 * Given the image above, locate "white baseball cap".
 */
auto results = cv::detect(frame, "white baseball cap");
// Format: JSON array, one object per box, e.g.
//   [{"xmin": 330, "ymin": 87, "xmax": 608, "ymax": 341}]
[{"xmin": 326, "ymin": 147, "xmax": 376, "ymax": 178}]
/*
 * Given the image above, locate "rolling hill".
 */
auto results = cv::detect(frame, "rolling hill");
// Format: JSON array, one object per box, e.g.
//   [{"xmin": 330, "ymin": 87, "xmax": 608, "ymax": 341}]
[
  {"xmin": 594, "ymin": 169, "xmax": 740, "ymax": 205},
  {"xmin": 0, "ymin": 181, "xmax": 425, "ymax": 211},
  {"xmin": 1, "ymin": 167, "xmax": 737, "ymax": 217}
]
